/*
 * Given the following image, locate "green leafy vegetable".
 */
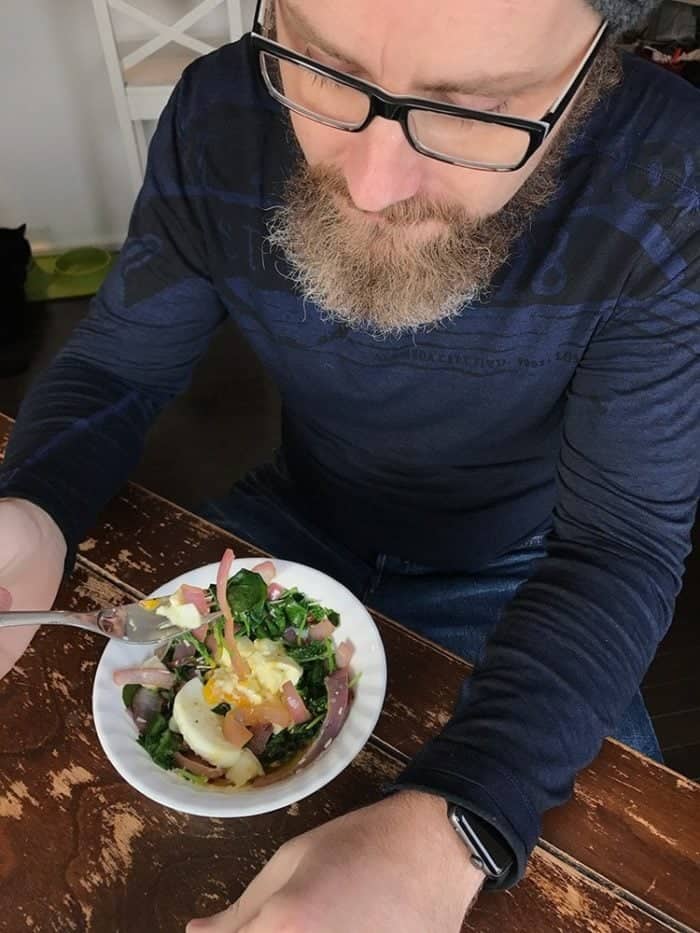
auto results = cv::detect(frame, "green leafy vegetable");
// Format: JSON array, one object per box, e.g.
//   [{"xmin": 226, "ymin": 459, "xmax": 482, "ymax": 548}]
[
  {"xmin": 259, "ymin": 714, "xmax": 324, "ymax": 768},
  {"xmin": 175, "ymin": 768, "xmax": 209, "ymax": 785},
  {"xmin": 305, "ymin": 602, "xmax": 327, "ymax": 622},
  {"xmin": 283, "ymin": 599, "xmax": 307, "ymax": 630},
  {"xmin": 138, "ymin": 713, "xmax": 181, "ymax": 770},
  {"xmin": 181, "ymin": 630, "xmax": 214, "ymax": 667},
  {"xmin": 226, "ymin": 569, "xmax": 268, "ymax": 615},
  {"xmin": 211, "ymin": 617, "xmax": 225, "ymax": 657},
  {"xmin": 327, "ymin": 609, "xmax": 340, "ymax": 627},
  {"xmin": 287, "ymin": 640, "xmax": 334, "ymax": 665},
  {"xmin": 122, "ymin": 683, "xmax": 140, "ymax": 708}
]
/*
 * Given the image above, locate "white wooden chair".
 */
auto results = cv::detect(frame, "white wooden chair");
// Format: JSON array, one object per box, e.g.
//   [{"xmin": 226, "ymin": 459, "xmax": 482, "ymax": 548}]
[{"xmin": 91, "ymin": 0, "xmax": 246, "ymax": 196}]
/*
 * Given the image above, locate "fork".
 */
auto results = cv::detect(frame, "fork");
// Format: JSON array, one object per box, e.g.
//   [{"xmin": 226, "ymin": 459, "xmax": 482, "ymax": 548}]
[{"xmin": 0, "ymin": 597, "xmax": 216, "ymax": 645}]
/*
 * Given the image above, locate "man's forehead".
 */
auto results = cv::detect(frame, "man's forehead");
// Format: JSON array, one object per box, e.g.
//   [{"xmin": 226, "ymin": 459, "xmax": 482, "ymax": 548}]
[{"xmin": 279, "ymin": 0, "xmax": 600, "ymax": 97}]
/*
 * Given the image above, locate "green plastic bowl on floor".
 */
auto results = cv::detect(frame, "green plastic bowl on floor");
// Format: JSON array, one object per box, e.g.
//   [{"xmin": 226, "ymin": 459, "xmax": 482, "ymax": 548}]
[
  {"xmin": 54, "ymin": 247, "xmax": 112, "ymax": 279},
  {"xmin": 25, "ymin": 247, "xmax": 118, "ymax": 302}
]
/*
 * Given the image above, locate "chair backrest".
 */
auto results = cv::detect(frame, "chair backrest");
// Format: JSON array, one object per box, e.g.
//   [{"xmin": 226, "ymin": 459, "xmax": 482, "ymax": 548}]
[{"xmin": 91, "ymin": 0, "xmax": 245, "ymax": 192}]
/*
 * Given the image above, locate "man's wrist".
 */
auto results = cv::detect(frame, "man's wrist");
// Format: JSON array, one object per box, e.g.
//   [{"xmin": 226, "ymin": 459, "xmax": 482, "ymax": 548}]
[{"xmin": 386, "ymin": 790, "xmax": 486, "ymax": 893}]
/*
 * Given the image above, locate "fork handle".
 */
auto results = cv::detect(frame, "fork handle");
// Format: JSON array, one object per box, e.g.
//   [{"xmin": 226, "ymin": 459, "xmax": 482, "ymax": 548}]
[{"xmin": 0, "ymin": 611, "xmax": 102, "ymax": 636}]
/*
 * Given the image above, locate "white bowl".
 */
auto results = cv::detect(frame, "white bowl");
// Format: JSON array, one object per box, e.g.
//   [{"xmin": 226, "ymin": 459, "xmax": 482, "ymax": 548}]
[{"xmin": 92, "ymin": 558, "xmax": 387, "ymax": 817}]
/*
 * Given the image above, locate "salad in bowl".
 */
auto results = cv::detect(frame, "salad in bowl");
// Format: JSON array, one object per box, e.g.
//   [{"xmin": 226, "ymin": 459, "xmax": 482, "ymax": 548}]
[{"xmin": 93, "ymin": 552, "xmax": 386, "ymax": 816}]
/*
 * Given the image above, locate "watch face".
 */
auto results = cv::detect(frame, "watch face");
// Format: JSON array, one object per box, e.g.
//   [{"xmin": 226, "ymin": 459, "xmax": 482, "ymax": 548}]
[{"xmin": 448, "ymin": 805, "xmax": 513, "ymax": 881}]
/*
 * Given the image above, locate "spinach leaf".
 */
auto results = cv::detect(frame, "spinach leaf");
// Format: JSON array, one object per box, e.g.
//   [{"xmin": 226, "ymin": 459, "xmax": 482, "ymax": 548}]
[
  {"xmin": 294, "ymin": 654, "xmax": 330, "ymax": 721},
  {"xmin": 226, "ymin": 569, "xmax": 267, "ymax": 615},
  {"xmin": 138, "ymin": 713, "xmax": 181, "ymax": 770},
  {"xmin": 181, "ymin": 630, "xmax": 215, "ymax": 667},
  {"xmin": 259, "ymin": 715, "xmax": 324, "ymax": 767},
  {"xmin": 287, "ymin": 639, "xmax": 334, "ymax": 666},
  {"xmin": 305, "ymin": 694, "xmax": 328, "ymax": 718},
  {"xmin": 237, "ymin": 602, "xmax": 275, "ymax": 640},
  {"xmin": 283, "ymin": 599, "xmax": 307, "ymax": 630},
  {"xmin": 305, "ymin": 602, "xmax": 327, "ymax": 622},
  {"xmin": 327, "ymin": 609, "xmax": 340, "ymax": 627},
  {"xmin": 287, "ymin": 638, "xmax": 330, "ymax": 665},
  {"xmin": 122, "ymin": 683, "xmax": 140, "ymax": 709},
  {"xmin": 265, "ymin": 600, "xmax": 291, "ymax": 638}
]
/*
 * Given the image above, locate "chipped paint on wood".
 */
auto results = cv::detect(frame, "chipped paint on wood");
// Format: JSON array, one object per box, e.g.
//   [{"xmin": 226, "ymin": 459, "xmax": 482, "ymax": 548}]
[
  {"xmin": 48, "ymin": 764, "xmax": 94, "ymax": 800},
  {"xmin": 0, "ymin": 781, "xmax": 38, "ymax": 819},
  {"xmin": 467, "ymin": 849, "xmax": 673, "ymax": 933}
]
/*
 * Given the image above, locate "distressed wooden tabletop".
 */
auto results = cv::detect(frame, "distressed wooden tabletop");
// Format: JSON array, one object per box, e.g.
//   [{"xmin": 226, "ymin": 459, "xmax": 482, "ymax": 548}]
[{"xmin": 0, "ymin": 414, "xmax": 698, "ymax": 933}]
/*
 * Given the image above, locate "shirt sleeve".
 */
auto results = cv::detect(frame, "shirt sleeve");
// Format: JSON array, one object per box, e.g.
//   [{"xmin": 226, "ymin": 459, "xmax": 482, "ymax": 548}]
[
  {"xmin": 391, "ymin": 245, "xmax": 700, "ymax": 887},
  {"xmin": 0, "ymin": 62, "xmax": 226, "ymax": 567}
]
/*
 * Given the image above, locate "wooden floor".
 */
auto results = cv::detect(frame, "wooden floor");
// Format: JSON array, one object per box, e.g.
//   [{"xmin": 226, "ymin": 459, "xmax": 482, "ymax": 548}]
[{"xmin": 2, "ymin": 297, "xmax": 698, "ymax": 781}]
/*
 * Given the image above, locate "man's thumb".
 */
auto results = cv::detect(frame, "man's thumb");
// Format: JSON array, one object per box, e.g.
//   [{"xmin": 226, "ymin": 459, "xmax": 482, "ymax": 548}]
[{"xmin": 0, "ymin": 587, "xmax": 13, "ymax": 611}]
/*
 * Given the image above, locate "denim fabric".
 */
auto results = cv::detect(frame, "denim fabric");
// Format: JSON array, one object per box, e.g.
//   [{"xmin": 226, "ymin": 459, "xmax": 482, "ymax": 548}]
[{"xmin": 198, "ymin": 456, "xmax": 662, "ymax": 763}]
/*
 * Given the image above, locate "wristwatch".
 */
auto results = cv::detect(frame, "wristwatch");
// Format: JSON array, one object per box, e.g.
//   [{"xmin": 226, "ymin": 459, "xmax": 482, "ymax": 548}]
[{"xmin": 447, "ymin": 803, "xmax": 515, "ymax": 888}]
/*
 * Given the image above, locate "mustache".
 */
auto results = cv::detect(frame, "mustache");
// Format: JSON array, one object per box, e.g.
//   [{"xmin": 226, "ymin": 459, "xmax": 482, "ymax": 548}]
[{"xmin": 313, "ymin": 165, "xmax": 476, "ymax": 228}]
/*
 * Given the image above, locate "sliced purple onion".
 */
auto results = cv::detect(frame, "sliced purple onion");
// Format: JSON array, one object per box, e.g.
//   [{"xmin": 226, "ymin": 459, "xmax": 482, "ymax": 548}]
[
  {"xmin": 130, "ymin": 686, "xmax": 165, "ymax": 734},
  {"xmin": 282, "ymin": 626, "xmax": 299, "ymax": 645},
  {"xmin": 247, "ymin": 723, "xmax": 274, "ymax": 757},
  {"xmin": 113, "ymin": 666, "xmax": 176, "ymax": 689},
  {"xmin": 252, "ymin": 560, "xmax": 277, "ymax": 584},
  {"xmin": 267, "ymin": 582, "xmax": 286, "ymax": 600},
  {"xmin": 296, "ymin": 668, "xmax": 350, "ymax": 769},
  {"xmin": 174, "ymin": 751, "xmax": 225, "ymax": 779},
  {"xmin": 308, "ymin": 618, "xmax": 335, "ymax": 641},
  {"xmin": 171, "ymin": 642, "xmax": 197, "ymax": 666},
  {"xmin": 335, "ymin": 639, "xmax": 355, "ymax": 669}
]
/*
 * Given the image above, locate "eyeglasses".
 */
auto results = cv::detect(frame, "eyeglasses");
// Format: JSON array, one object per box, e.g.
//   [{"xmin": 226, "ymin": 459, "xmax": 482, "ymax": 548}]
[{"xmin": 251, "ymin": 0, "xmax": 608, "ymax": 172}]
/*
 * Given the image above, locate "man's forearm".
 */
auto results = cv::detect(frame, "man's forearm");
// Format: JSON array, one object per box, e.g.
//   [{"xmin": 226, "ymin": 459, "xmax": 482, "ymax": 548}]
[
  {"xmin": 0, "ymin": 354, "xmax": 168, "ymax": 568},
  {"xmin": 391, "ymin": 535, "xmax": 677, "ymax": 887}
]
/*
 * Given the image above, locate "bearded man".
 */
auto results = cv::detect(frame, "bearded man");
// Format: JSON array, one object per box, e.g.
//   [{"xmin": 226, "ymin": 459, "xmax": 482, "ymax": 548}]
[{"xmin": 1, "ymin": 0, "xmax": 698, "ymax": 930}]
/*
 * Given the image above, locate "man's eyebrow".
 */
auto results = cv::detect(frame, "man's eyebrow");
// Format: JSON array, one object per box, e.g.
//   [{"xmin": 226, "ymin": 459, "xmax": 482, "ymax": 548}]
[
  {"xmin": 422, "ymin": 73, "xmax": 541, "ymax": 98},
  {"xmin": 281, "ymin": 0, "xmax": 365, "ymax": 68},
  {"xmin": 281, "ymin": 0, "xmax": 540, "ymax": 99}
]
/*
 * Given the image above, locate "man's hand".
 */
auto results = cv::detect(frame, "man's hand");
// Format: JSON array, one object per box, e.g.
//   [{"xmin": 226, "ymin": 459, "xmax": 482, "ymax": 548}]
[
  {"xmin": 186, "ymin": 790, "xmax": 484, "ymax": 933},
  {"xmin": 0, "ymin": 499, "xmax": 66, "ymax": 678}
]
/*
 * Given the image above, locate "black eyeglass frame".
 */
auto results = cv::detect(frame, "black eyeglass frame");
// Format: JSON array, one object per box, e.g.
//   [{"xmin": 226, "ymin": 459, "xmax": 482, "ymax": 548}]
[{"xmin": 250, "ymin": 0, "xmax": 609, "ymax": 172}]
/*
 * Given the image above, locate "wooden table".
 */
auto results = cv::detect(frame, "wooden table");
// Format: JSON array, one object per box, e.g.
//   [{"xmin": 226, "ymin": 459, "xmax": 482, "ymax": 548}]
[{"xmin": 0, "ymin": 414, "xmax": 698, "ymax": 933}]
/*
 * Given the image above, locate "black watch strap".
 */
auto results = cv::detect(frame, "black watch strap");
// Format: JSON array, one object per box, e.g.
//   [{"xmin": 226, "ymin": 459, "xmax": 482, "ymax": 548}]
[{"xmin": 447, "ymin": 804, "xmax": 515, "ymax": 888}]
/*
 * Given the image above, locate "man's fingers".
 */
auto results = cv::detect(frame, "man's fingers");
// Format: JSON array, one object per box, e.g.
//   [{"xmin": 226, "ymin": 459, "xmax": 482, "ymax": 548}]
[
  {"xmin": 186, "ymin": 843, "xmax": 303, "ymax": 932},
  {"xmin": 0, "ymin": 586, "xmax": 12, "ymax": 611},
  {"xmin": 185, "ymin": 898, "xmax": 267, "ymax": 933},
  {"xmin": 186, "ymin": 902, "xmax": 240, "ymax": 932},
  {"xmin": 233, "ymin": 897, "xmax": 297, "ymax": 933},
  {"xmin": 0, "ymin": 626, "xmax": 38, "ymax": 680}
]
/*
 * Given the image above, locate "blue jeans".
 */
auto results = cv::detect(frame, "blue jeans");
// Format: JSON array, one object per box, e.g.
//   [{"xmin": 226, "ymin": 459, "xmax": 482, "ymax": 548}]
[{"xmin": 198, "ymin": 457, "xmax": 662, "ymax": 762}]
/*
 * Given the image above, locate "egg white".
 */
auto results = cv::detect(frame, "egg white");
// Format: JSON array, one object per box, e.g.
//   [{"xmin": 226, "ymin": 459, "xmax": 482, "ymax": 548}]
[{"xmin": 172, "ymin": 678, "xmax": 253, "ymax": 769}]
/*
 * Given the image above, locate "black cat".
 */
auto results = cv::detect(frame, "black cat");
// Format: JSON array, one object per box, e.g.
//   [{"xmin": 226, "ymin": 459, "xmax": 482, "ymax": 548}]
[
  {"xmin": 0, "ymin": 224, "xmax": 34, "ymax": 375},
  {"xmin": 0, "ymin": 224, "xmax": 32, "ymax": 339}
]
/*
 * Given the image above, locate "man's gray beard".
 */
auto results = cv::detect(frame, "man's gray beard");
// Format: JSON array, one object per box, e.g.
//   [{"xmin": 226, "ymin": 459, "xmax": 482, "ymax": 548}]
[{"xmin": 266, "ymin": 44, "xmax": 621, "ymax": 337}]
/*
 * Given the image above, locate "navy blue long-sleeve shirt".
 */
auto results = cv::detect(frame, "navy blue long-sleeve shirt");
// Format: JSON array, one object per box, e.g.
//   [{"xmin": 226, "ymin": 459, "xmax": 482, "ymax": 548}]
[{"xmin": 1, "ymin": 36, "xmax": 699, "ymax": 884}]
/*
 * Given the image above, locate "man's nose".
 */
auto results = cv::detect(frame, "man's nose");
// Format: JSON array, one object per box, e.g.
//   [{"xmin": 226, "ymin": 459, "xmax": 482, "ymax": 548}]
[{"xmin": 341, "ymin": 117, "xmax": 425, "ymax": 214}]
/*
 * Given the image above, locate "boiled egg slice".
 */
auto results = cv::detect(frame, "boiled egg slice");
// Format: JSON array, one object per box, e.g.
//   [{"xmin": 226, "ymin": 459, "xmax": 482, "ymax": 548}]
[
  {"xmin": 155, "ymin": 600, "xmax": 203, "ymax": 631},
  {"xmin": 172, "ymin": 677, "xmax": 261, "ymax": 772}
]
